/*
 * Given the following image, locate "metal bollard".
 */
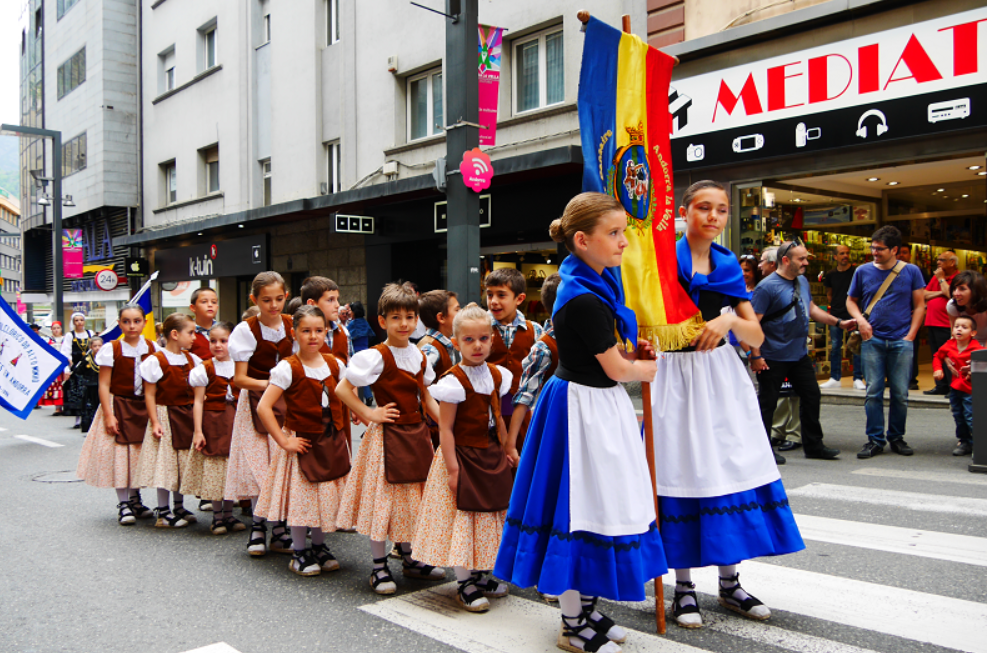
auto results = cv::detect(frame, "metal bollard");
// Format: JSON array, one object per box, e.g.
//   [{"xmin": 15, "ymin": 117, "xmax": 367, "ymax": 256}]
[{"xmin": 970, "ymin": 349, "xmax": 987, "ymax": 474}]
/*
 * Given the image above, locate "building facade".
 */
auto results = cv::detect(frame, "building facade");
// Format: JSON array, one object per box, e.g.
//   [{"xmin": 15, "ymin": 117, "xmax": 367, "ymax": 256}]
[{"xmin": 0, "ymin": 187, "xmax": 22, "ymax": 308}]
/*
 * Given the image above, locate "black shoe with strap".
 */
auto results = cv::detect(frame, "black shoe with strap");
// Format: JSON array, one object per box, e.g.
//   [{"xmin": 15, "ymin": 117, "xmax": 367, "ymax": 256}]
[
  {"xmin": 117, "ymin": 502, "xmax": 136, "ymax": 525},
  {"xmin": 128, "ymin": 493, "xmax": 153, "ymax": 519},
  {"xmin": 247, "ymin": 521, "xmax": 267, "ymax": 556},
  {"xmin": 370, "ymin": 556, "xmax": 397, "ymax": 595},
  {"xmin": 470, "ymin": 571, "xmax": 508, "ymax": 597},
  {"xmin": 557, "ymin": 614, "xmax": 614, "ymax": 653},
  {"xmin": 173, "ymin": 506, "xmax": 198, "ymax": 524},
  {"xmin": 456, "ymin": 577, "xmax": 490, "ymax": 613},
  {"xmin": 580, "ymin": 596, "xmax": 626, "ymax": 643},
  {"xmin": 718, "ymin": 573, "xmax": 770, "ymax": 621},
  {"xmin": 672, "ymin": 580, "xmax": 702, "ymax": 629}
]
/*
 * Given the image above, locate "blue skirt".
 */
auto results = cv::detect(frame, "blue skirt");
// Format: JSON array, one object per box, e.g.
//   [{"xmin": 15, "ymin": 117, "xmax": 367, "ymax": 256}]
[
  {"xmin": 658, "ymin": 479, "xmax": 805, "ymax": 569},
  {"xmin": 494, "ymin": 376, "xmax": 668, "ymax": 602}
]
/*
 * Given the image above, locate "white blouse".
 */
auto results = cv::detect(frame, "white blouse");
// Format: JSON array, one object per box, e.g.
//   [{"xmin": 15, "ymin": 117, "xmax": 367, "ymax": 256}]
[
  {"xmin": 429, "ymin": 364, "xmax": 512, "ymax": 405},
  {"xmin": 269, "ymin": 358, "xmax": 347, "ymax": 407},
  {"xmin": 60, "ymin": 330, "xmax": 94, "ymax": 359},
  {"xmin": 228, "ymin": 319, "xmax": 288, "ymax": 362},
  {"xmin": 94, "ymin": 338, "xmax": 158, "ymax": 396},
  {"xmin": 344, "ymin": 345, "xmax": 436, "ymax": 388},
  {"xmin": 189, "ymin": 359, "xmax": 236, "ymax": 401},
  {"xmin": 139, "ymin": 349, "xmax": 202, "ymax": 384}
]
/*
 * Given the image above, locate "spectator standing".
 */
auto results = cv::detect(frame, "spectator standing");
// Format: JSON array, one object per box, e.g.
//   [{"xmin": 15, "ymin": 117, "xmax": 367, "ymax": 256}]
[
  {"xmin": 846, "ymin": 226, "xmax": 927, "ymax": 459},
  {"xmin": 750, "ymin": 241, "xmax": 844, "ymax": 462},
  {"xmin": 933, "ymin": 315, "xmax": 982, "ymax": 457},
  {"xmin": 897, "ymin": 244, "xmax": 923, "ymax": 390},
  {"xmin": 946, "ymin": 271, "xmax": 987, "ymax": 346},
  {"xmin": 820, "ymin": 245, "xmax": 864, "ymax": 390},
  {"xmin": 922, "ymin": 251, "xmax": 959, "ymax": 395},
  {"xmin": 758, "ymin": 247, "xmax": 778, "ymax": 279}
]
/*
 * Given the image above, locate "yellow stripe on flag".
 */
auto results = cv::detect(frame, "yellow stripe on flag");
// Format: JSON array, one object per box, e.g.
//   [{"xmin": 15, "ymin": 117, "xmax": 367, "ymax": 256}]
[{"xmin": 142, "ymin": 313, "xmax": 156, "ymax": 341}]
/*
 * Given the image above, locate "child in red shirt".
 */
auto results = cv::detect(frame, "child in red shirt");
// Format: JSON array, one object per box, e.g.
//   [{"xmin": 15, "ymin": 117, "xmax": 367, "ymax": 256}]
[{"xmin": 933, "ymin": 315, "xmax": 982, "ymax": 456}]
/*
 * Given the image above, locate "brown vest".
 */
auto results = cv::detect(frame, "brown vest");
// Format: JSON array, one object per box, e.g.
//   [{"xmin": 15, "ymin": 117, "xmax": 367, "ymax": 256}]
[
  {"xmin": 151, "ymin": 351, "xmax": 195, "ymax": 406},
  {"xmin": 109, "ymin": 339, "xmax": 157, "ymax": 399},
  {"xmin": 370, "ymin": 344, "xmax": 426, "ymax": 425},
  {"xmin": 245, "ymin": 315, "xmax": 294, "ymax": 380},
  {"xmin": 283, "ymin": 354, "xmax": 346, "ymax": 434},
  {"xmin": 331, "ymin": 326, "xmax": 349, "ymax": 364},
  {"xmin": 488, "ymin": 321, "xmax": 535, "ymax": 395},
  {"xmin": 539, "ymin": 333, "xmax": 559, "ymax": 379},
  {"xmin": 202, "ymin": 359, "xmax": 237, "ymax": 411},
  {"xmin": 189, "ymin": 331, "xmax": 213, "ymax": 361},
  {"xmin": 446, "ymin": 364, "xmax": 503, "ymax": 449},
  {"xmin": 418, "ymin": 335, "xmax": 454, "ymax": 377}
]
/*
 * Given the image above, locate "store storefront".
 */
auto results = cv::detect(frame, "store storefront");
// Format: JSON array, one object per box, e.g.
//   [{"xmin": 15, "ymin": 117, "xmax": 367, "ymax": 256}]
[{"xmin": 667, "ymin": 1, "xmax": 987, "ymax": 379}]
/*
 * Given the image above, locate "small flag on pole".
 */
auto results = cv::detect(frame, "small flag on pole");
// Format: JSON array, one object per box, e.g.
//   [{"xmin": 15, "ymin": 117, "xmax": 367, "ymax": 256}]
[{"xmin": 101, "ymin": 271, "xmax": 159, "ymax": 342}]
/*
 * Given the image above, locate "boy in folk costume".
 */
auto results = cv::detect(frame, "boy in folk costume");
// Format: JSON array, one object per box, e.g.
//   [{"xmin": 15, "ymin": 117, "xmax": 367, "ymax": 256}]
[
  {"xmin": 417, "ymin": 289, "xmax": 462, "ymax": 447},
  {"xmin": 484, "ymin": 269, "xmax": 543, "ymax": 451},
  {"xmin": 336, "ymin": 283, "xmax": 447, "ymax": 594},
  {"xmin": 76, "ymin": 337, "xmax": 104, "ymax": 433},
  {"xmin": 77, "ymin": 305, "xmax": 158, "ymax": 525},
  {"xmin": 412, "ymin": 303, "xmax": 514, "ymax": 613},
  {"xmin": 189, "ymin": 287, "xmax": 219, "ymax": 361}
]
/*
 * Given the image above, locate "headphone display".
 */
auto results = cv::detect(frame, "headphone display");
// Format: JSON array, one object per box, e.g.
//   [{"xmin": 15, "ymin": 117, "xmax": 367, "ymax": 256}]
[{"xmin": 856, "ymin": 109, "xmax": 889, "ymax": 139}]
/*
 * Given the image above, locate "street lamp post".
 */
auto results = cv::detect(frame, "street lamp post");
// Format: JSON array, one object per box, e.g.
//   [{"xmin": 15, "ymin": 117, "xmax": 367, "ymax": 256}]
[{"xmin": 1, "ymin": 124, "xmax": 64, "ymax": 324}]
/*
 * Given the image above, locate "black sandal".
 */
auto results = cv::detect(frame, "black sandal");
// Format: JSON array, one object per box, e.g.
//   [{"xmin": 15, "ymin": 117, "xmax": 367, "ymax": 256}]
[
  {"xmin": 470, "ymin": 571, "xmax": 509, "ymax": 598},
  {"xmin": 718, "ymin": 573, "xmax": 769, "ymax": 621},
  {"xmin": 290, "ymin": 549, "xmax": 321, "ymax": 576},
  {"xmin": 223, "ymin": 516, "xmax": 246, "ymax": 532},
  {"xmin": 402, "ymin": 559, "xmax": 444, "ymax": 580},
  {"xmin": 370, "ymin": 556, "xmax": 397, "ymax": 595},
  {"xmin": 247, "ymin": 522, "xmax": 267, "ymax": 556},
  {"xmin": 117, "ymin": 502, "xmax": 136, "ymax": 525},
  {"xmin": 557, "ymin": 614, "xmax": 614, "ymax": 653},
  {"xmin": 173, "ymin": 506, "xmax": 198, "ymax": 524},
  {"xmin": 210, "ymin": 517, "xmax": 228, "ymax": 535},
  {"xmin": 456, "ymin": 577, "xmax": 490, "ymax": 613},
  {"xmin": 672, "ymin": 580, "xmax": 702, "ymax": 628},
  {"xmin": 312, "ymin": 543, "xmax": 340, "ymax": 572},
  {"xmin": 581, "ymin": 597, "xmax": 626, "ymax": 643},
  {"xmin": 153, "ymin": 506, "xmax": 188, "ymax": 529},
  {"xmin": 128, "ymin": 493, "xmax": 153, "ymax": 519},
  {"xmin": 269, "ymin": 521, "xmax": 293, "ymax": 553}
]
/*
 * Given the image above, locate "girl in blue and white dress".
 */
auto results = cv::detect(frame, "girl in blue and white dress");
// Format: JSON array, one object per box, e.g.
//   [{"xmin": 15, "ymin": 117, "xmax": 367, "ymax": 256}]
[
  {"xmin": 495, "ymin": 193, "xmax": 666, "ymax": 653},
  {"xmin": 650, "ymin": 180, "xmax": 804, "ymax": 629}
]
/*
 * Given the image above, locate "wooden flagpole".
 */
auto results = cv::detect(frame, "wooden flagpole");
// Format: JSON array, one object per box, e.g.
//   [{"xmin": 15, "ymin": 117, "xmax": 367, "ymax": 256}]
[{"xmin": 577, "ymin": 9, "xmax": 669, "ymax": 635}]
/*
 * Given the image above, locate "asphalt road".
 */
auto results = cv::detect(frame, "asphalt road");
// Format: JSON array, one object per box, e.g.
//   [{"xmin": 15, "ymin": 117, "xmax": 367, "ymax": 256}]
[{"xmin": 0, "ymin": 401, "xmax": 983, "ymax": 653}]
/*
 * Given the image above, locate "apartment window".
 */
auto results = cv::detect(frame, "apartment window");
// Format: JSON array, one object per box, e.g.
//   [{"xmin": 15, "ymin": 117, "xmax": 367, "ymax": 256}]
[
  {"xmin": 264, "ymin": 14, "xmax": 271, "ymax": 42},
  {"xmin": 35, "ymin": 8, "xmax": 42, "ymax": 38},
  {"xmin": 326, "ymin": 0, "xmax": 339, "ymax": 45},
  {"xmin": 57, "ymin": 0, "xmax": 81, "ymax": 20},
  {"xmin": 326, "ymin": 142, "xmax": 341, "ymax": 194},
  {"xmin": 514, "ymin": 28, "xmax": 564, "ymax": 113},
  {"xmin": 158, "ymin": 46, "xmax": 176, "ymax": 94},
  {"xmin": 407, "ymin": 69, "xmax": 443, "ymax": 141},
  {"xmin": 262, "ymin": 159, "xmax": 272, "ymax": 206},
  {"xmin": 201, "ymin": 145, "xmax": 220, "ymax": 194},
  {"xmin": 198, "ymin": 20, "xmax": 218, "ymax": 72},
  {"xmin": 61, "ymin": 132, "xmax": 87, "ymax": 177},
  {"xmin": 205, "ymin": 28, "xmax": 217, "ymax": 68},
  {"xmin": 162, "ymin": 162, "xmax": 177, "ymax": 204},
  {"xmin": 57, "ymin": 48, "xmax": 87, "ymax": 100}
]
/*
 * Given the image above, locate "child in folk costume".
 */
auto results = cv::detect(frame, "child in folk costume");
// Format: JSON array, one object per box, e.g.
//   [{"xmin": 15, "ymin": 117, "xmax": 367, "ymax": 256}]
[
  {"xmin": 226, "ymin": 272, "xmax": 294, "ymax": 555},
  {"xmin": 650, "ymin": 181, "xmax": 804, "ymax": 629},
  {"xmin": 495, "ymin": 193, "xmax": 666, "ymax": 653},
  {"xmin": 74, "ymin": 337, "xmax": 104, "ymax": 433},
  {"xmin": 77, "ymin": 306, "xmax": 158, "ymax": 525},
  {"xmin": 336, "ymin": 282, "xmax": 447, "ymax": 594},
  {"xmin": 189, "ymin": 287, "xmax": 219, "ymax": 361},
  {"xmin": 137, "ymin": 312, "xmax": 202, "ymax": 528},
  {"xmin": 182, "ymin": 322, "xmax": 244, "ymax": 535},
  {"xmin": 417, "ymin": 290, "xmax": 462, "ymax": 448},
  {"xmin": 412, "ymin": 303, "xmax": 514, "ymax": 613},
  {"xmin": 62, "ymin": 312, "xmax": 96, "ymax": 427},
  {"xmin": 255, "ymin": 305, "xmax": 349, "ymax": 576},
  {"xmin": 41, "ymin": 321, "xmax": 66, "ymax": 413}
]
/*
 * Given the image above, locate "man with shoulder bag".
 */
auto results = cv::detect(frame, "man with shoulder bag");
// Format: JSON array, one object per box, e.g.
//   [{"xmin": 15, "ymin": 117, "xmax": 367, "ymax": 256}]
[{"xmin": 846, "ymin": 226, "xmax": 927, "ymax": 459}]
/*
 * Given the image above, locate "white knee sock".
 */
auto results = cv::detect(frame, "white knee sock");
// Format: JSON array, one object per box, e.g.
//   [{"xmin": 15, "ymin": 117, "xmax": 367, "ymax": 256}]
[
  {"xmin": 370, "ymin": 540, "xmax": 388, "ymax": 565},
  {"xmin": 115, "ymin": 488, "xmax": 130, "ymax": 503},
  {"xmin": 310, "ymin": 527, "xmax": 325, "ymax": 547},
  {"xmin": 156, "ymin": 488, "xmax": 170, "ymax": 509},
  {"xmin": 454, "ymin": 565, "xmax": 471, "ymax": 582},
  {"xmin": 290, "ymin": 526, "xmax": 308, "ymax": 552},
  {"xmin": 558, "ymin": 590, "xmax": 583, "ymax": 619}
]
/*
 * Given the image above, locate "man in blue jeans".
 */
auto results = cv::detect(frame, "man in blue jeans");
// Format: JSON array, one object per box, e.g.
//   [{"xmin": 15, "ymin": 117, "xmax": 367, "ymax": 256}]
[
  {"xmin": 846, "ymin": 226, "xmax": 926, "ymax": 459},
  {"xmin": 820, "ymin": 245, "xmax": 864, "ymax": 390}
]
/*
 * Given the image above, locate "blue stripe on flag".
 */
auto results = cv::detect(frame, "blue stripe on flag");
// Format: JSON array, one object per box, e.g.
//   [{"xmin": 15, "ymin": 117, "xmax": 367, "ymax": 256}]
[{"xmin": 578, "ymin": 16, "xmax": 622, "ymax": 194}]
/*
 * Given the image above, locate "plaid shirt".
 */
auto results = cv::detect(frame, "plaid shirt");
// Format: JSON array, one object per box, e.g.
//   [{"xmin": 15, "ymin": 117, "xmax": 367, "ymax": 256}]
[
  {"xmin": 490, "ymin": 310, "xmax": 544, "ymax": 350},
  {"xmin": 420, "ymin": 328, "xmax": 460, "ymax": 375},
  {"xmin": 512, "ymin": 320, "xmax": 555, "ymax": 408}
]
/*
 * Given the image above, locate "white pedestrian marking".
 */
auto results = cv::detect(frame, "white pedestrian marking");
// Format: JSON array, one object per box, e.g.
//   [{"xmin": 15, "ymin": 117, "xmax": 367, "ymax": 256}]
[
  {"xmin": 853, "ymin": 466, "xmax": 987, "ymax": 486},
  {"xmin": 795, "ymin": 513, "xmax": 987, "ymax": 567},
  {"xmin": 0, "ymin": 426, "xmax": 8, "ymax": 431},
  {"xmin": 789, "ymin": 483, "xmax": 987, "ymax": 518},
  {"xmin": 13, "ymin": 434, "xmax": 64, "ymax": 448},
  {"xmin": 689, "ymin": 561, "xmax": 987, "ymax": 653},
  {"xmin": 361, "ymin": 582, "xmax": 704, "ymax": 653},
  {"xmin": 180, "ymin": 644, "xmax": 243, "ymax": 653}
]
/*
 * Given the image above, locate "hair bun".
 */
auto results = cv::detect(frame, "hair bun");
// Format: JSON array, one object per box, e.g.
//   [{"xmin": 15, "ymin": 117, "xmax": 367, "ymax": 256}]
[{"xmin": 549, "ymin": 218, "xmax": 565, "ymax": 243}]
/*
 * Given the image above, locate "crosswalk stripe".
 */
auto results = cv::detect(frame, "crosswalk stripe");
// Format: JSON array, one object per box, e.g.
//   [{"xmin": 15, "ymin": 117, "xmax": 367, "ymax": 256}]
[
  {"xmin": 795, "ymin": 513, "xmax": 987, "ymax": 567},
  {"xmin": 361, "ymin": 582, "xmax": 705, "ymax": 653},
  {"xmin": 13, "ymin": 434, "xmax": 64, "ymax": 448},
  {"xmin": 853, "ymin": 467, "xmax": 987, "ymax": 486},
  {"xmin": 789, "ymin": 482, "xmax": 987, "ymax": 517},
  {"xmin": 180, "ymin": 644, "xmax": 242, "ymax": 653},
  {"xmin": 689, "ymin": 560, "xmax": 987, "ymax": 653}
]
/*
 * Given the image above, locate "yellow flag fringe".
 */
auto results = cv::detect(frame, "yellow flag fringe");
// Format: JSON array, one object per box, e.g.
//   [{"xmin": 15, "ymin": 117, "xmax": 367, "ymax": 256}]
[{"xmin": 641, "ymin": 314, "xmax": 706, "ymax": 352}]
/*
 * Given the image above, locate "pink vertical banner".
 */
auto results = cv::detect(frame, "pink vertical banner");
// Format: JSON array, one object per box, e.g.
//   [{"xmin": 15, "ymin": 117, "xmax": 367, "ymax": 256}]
[
  {"xmin": 478, "ymin": 25, "xmax": 504, "ymax": 147},
  {"xmin": 62, "ymin": 229, "xmax": 83, "ymax": 279},
  {"xmin": 16, "ymin": 290, "xmax": 25, "ymax": 317}
]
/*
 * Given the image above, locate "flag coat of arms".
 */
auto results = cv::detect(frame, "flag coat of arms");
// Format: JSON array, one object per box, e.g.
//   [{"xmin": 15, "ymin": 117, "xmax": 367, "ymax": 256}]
[
  {"xmin": 578, "ymin": 17, "xmax": 703, "ymax": 350},
  {"xmin": 0, "ymin": 298, "xmax": 69, "ymax": 419}
]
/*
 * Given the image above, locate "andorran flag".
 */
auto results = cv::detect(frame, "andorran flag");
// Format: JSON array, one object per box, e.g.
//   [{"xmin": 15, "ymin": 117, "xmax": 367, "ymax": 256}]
[{"xmin": 578, "ymin": 17, "xmax": 703, "ymax": 350}]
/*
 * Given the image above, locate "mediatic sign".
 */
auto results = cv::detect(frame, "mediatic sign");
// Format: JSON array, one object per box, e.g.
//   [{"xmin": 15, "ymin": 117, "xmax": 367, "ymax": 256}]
[
  {"xmin": 155, "ymin": 235, "xmax": 268, "ymax": 282},
  {"xmin": 62, "ymin": 229, "xmax": 83, "ymax": 279},
  {"xmin": 669, "ymin": 8, "xmax": 987, "ymax": 169},
  {"xmin": 94, "ymin": 268, "xmax": 120, "ymax": 291},
  {"xmin": 478, "ymin": 25, "xmax": 505, "ymax": 146},
  {"xmin": 460, "ymin": 148, "xmax": 494, "ymax": 192},
  {"xmin": 0, "ymin": 297, "xmax": 68, "ymax": 419},
  {"xmin": 335, "ymin": 215, "xmax": 375, "ymax": 234},
  {"xmin": 125, "ymin": 257, "xmax": 149, "ymax": 277},
  {"xmin": 434, "ymin": 194, "xmax": 492, "ymax": 233}
]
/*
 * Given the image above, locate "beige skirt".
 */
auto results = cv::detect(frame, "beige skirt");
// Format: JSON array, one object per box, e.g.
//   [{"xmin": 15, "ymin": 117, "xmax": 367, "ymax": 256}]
[
  {"xmin": 76, "ymin": 402, "xmax": 142, "ymax": 489},
  {"xmin": 255, "ymin": 429, "xmax": 347, "ymax": 530},
  {"xmin": 412, "ymin": 451, "xmax": 506, "ymax": 571},
  {"xmin": 180, "ymin": 449, "xmax": 229, "ymax": 501},
  {"xmin": 224, "ymin": 388, "xmax": 278, "ymax": 500},
  {"xmin": 136, "ymin": 406, "xmax": 189, "ymax": 491},
  {"xmin": 336, "ymin": 422, "xmax": 424, "ymax": 543}
]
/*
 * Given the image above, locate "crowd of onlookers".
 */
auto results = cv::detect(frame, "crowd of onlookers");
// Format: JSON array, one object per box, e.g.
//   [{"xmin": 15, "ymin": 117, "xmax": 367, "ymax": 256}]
[{"xmin": 738, "ymin": 225, "xmax": 983, "ymax": 462}]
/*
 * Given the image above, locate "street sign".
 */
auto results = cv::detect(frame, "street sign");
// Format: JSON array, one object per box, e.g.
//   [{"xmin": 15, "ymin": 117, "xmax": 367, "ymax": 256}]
[
  {"xmin": 94, "ymin": 268, "xmax": 119, "ymax": 291},
  {"xmin": 459, "ymin": 148, "xmax": 494, "ymax": 192}
]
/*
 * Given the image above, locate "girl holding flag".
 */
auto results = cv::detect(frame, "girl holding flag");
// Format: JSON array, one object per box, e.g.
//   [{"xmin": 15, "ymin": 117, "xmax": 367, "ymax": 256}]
[
  {"xmin": 650, "ymin": 181, "xmax": 804, "ymax": 628},
  {"xmin": 495, "ymin": 192, "xmax": 665, "ymax": 653}
]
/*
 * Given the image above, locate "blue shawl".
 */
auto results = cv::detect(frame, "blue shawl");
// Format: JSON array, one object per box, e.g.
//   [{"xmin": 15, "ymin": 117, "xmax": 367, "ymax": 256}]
[
  {"xmin": 553, "ymin": 254, "xmax": 638, "ymax": 345},
  {"xmin": 676, "ymin": 236, "xmax": 751, "ymax": 305}
]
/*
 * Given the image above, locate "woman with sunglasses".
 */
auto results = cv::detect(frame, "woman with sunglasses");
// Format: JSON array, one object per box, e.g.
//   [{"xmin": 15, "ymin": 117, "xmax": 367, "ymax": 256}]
[{"xmin": 649, "ymin": 181, "xmax": 805, "ymax": 630}]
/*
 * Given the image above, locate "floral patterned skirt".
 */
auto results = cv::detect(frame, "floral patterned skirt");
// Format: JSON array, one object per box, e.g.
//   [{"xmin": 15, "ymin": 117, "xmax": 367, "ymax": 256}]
[
  {"xmin": 224, "ymin": 389, "xmax": 278, "ymax": 501},
  {"xmin": 180, "ymin": 450, "xmax": 229, "ymax": 501},
  {"xmin": 136, "ymin": 406, "xmax": 188, "ymax": 492},
  {"xmin": 76, "ymin": 403, "xmax": 142, "ymax": 489}
]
